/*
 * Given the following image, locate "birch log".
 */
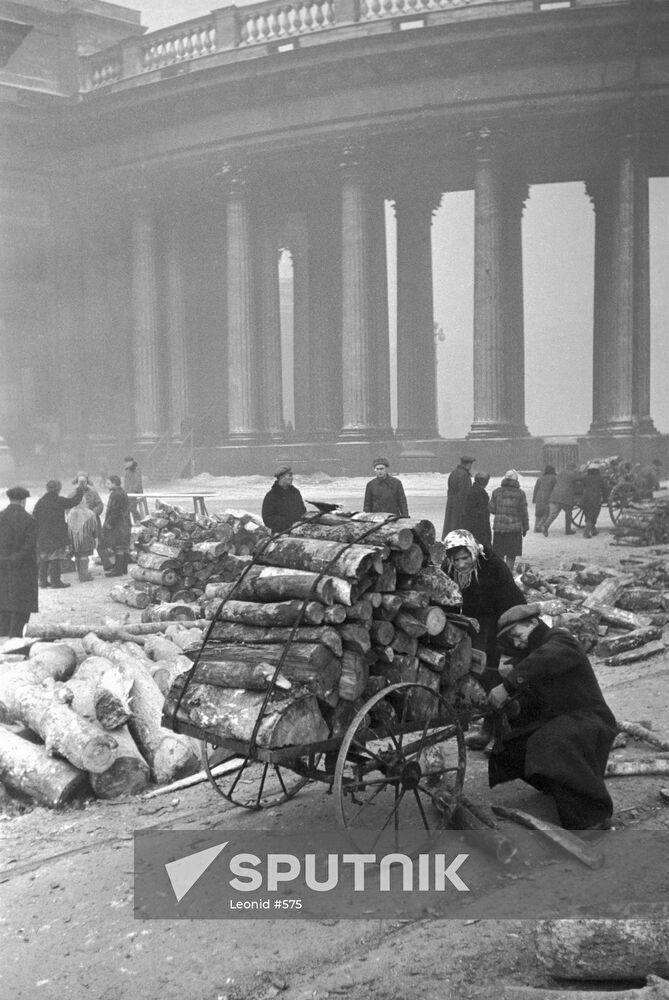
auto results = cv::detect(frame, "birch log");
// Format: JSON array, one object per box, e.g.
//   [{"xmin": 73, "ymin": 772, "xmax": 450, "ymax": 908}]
[{"xmin": 0, "ymin": 725, "xmax": 89, "ymax": 808}]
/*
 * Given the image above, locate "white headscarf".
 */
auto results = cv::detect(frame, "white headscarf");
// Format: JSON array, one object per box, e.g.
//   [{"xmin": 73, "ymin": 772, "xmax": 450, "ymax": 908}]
[{"xmin": 443, "ymin": 530, "xmax": 483, "ymax": 590}]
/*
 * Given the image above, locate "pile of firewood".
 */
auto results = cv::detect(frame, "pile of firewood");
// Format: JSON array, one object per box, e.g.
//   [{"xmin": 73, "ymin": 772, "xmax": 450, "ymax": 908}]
[
  {"xmin": 162, "ymin": 512, "xmax": 485, "ymax": 749},
  {"xmin": 519, "ymin": 558, "xmax": 669, "ymax": 665},
  {"xmin": 0, "ymin": 622, "xmax": 208, "ymax": 809},
  {"xmin": 112, "ymin": 503, "xmax": 270, "ymax": 610},
  {"xmin": 612, "ymin": 497, "xmax": 669, "ymax": 546}
]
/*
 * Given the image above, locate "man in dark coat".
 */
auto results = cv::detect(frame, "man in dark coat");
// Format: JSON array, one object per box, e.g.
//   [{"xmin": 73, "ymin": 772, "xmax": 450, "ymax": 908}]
[
  {"xmin": 462, "ymin": 471, "xmax": 491, "ymax": 546},
  {"xmin": 363, "ymin": 457, "xmax": 409, "ymax": 517},
  {"xmin": 488, "ymin": 603, "xmax": 617, "ymax": 830},
  {"xmin": 32, "ymin": 479, "xmax": 85, "ymax": 589},
  {"xmin": 261, "ymin": 466, "xmax": 307, "ymax": 534},
  {"xmin": 540, "ymin": 463, "xmax": 581, "ymax": 536},
  {"xmin": 0, "ymin": 486, "xmax": 38, "ymax": 637},
  {"xmin": 441, "ymin": 455, "xmax": 475, "ymax": 538},
  {"xmin": 581, "ymin": 465, "xmax": 609, "ymax": 539}
]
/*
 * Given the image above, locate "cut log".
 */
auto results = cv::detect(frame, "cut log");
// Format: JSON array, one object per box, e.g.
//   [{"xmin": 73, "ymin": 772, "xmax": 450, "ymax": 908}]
[
  {"xmin": 413, "ymin": 605, "xmax": 448, "ymax": 636},
  {"xmin": 214, "ymin": 598, "xmax": 325, "ymax": 628},
  {"xmin": 257, "ymin": 536, "xmax": 385, "ymax": 580},
  {"xmin": 143, "ymin": 635, "xmax": 185, "ymax": 663},
  {"xmin": 604, "ymin": 640, "xmax": 665, "ymax": 666},
  {"xmin": 204, "ymin": 623, "xmax": 343, "ymax": 658},
  {"xmin": 378, "ymin": 594, "xmax": 403, "ymax": 619},
  {"xmin": 391, "ymin": 544, "xmax": 424, "ymax": 576},
  {"xmin": 397, "ymin": 589, "xmax": 430, "ymax": 611},
  {"xmin": 369, "ymin": 620, "xmax": 395, "ymax": 646},
  {"xmin": 582, "ymin": 577, "xmax": 630, "ymax": 609},
  {"xmin": 605, "ymin": 758, "xmax": 669, "ymax": 776},
  {"xmin": 338, "ymin": 650, "xmax": 369, "ymax": 702},
  {"xmin": 288, "ymin": 519, "xmax": 413, "ymax": 551},
  {"xmin": 416, "ymin": 644, "xmax": 447, "ymax": 672},
  {"xmin": 587, "ymin": 602, "xmax": 652, "ymax": 631},
  {"xmin": 88, "ymin": 725, "xmax": 150, "ymax": 799},
  {"xmin": 503, "ymin": 978, "xmax": 669, "ymax": 1000},
  {"xmin": 338, "ymin": 624, "xmax": 372, "ymax": 655},
  {"xmin": 344, "ymin": 598, "xmax": 373, "ymax": 622},
  {"xmin": 189, "ymin": 661, "xmax": 291, "ymax": 692},
  {"xmin": 4, "ymin": 683, "xmax": 118, "ymax": 773},
  {"xmin": 29, "ymin": 642, "xmax": 78, "ymax": 677},
  {"xmin": 617, "ymin": 587, "xmax": 663, "ymax": 612},
  {"xmin": 195, "ymin": 641, "xmax": 334, "ymax": 671},
  {"xmin": 141, "ymin": 603, "xmax": 199, "ymax": 622},
  {"xmin": 322, "ymin": 604, "xmax": 347, "ymax": 625},
  {"xmin": 393, "ymin": 610, "xmax": 429, "ymax": 638},
  {"xmin": 23, "ymin": 621, "xmax": 206, "ymax": 641},
  {"xmin": 372, "ymin": 561, "xmax": 397, "ymax": 593},
  {"xmin": 151, "ymin": 655, "xmax": 195, "ymax": 697},
  {"xmin": 136, "ymin": 552, "xmax": 181, "ymax": 573},
  {"xmin": 598, "ymin": 627, "xmax": 663, "ymax": 657},
  {"xmin": 491, "ymin": 805, "xmax": 604, "ymax": 869},
  {"xmin": 252, "ymin": 567, "xmax": 341, "ymax": 605},
  {"xmin": 110, "ymin": 583, "xmax": 151, "ymax": 610},
  {"xmin": 371, "ymin": 645, "xmax": 394, "ymax": 664},
  {"xmin": 0, "ymin": 725, "xmax": 89, "ymax": 808},
  {"xmin": 146, "ymin": 541, "xmax": 189, "ymax": 561},
  {"xmin": 533, "ymin": 920, "xmax": 669, "ymax": 980},
  {"xmin": 618, "ymin": 720, "xmax": 669, "ymax": 752},
  {"xmin": 128, "ymin": 564, "xmax": 179, "ymax": 587},
  {"xmin": 391, "ymin": 631, "xmax": 418, "ymax": 656},
  {"xmin": 412, "ymin": 567, "xmax": 463, "ymax": 607},
  {"xmin": 164, "ymin": 676, "xmax": 329, "ymax": 748}
]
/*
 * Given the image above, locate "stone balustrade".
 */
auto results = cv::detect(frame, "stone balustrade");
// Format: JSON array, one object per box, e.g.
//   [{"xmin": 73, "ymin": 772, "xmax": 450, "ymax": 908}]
[{"xmin": 79, "ymin": 0, "xmax": 623, "ymax": 91}]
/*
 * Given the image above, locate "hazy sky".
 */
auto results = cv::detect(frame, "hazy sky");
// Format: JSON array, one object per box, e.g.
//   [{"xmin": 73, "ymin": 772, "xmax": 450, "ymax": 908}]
[{"xmin": 131, "ymin": 1, "xmax": 669, "ymax": 439}]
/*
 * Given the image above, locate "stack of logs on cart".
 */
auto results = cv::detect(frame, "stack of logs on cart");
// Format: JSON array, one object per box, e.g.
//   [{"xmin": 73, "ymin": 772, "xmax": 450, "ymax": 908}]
[
  {"xmin": 113, "ymin": 504, "xmax": 270, "ymax": 611},
  {"xmin": 162, "ymin": 511, "xmax": 489, "ymax": 749},
  {"xmin": 0, "ymin": 621, "xmax": 212, "ymax": 808},
  {"xmin": 520, "ymin": 557, "xmax": 669, "ymax": 666},
  {"xmin": 612, "ymin": 496, "xmax": 669, "ymax": 546}
]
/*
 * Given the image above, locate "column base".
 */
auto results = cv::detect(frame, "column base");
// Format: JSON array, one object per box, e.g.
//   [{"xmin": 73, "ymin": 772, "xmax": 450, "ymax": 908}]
[
  {"xmin": 467, "ymin": 422, "xmax": 518, "ymax": 440},
  {"xmin": 338, "ymin": 427, "xmax": 391, "ymax": 442},
  {"xmin": 395, "ymin": 427, "xmax": 439, "ymax": 440},
  {"xmin": 227, "ymin": 432, "xmax": 263, "ymax": 444}
]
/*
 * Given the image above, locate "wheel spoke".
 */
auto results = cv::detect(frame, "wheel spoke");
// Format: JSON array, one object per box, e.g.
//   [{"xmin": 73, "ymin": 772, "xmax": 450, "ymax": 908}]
[
  {"xmin": 252, "ymin": 762, "xmax": 270, "ymax": 808},
  {"xmin": 412, "ymin": 787, "xmax": 431, "ymax": 830}
]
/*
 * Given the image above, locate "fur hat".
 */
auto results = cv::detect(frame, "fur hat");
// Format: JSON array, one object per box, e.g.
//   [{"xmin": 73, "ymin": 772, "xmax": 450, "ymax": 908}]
[
  {"xmin": 72, "ymin": 471, "xmax": 91, "ymax": 485},
  {"xmin": 504, "ymin": 469, "xmax": 519, "ymax": 481},
  {"xmin": 274, "ymin": 465, "xmax": 292, "ymax": 479},
  {"xmin": 497, "ymin": 602, "xmax": 542, "ymax": 640},
  {"xmin": 373, "ymin": 457, "xmax": 389, "ymax": 468},
  {"xmin": 460, "ymin": 455, "xmax": 475, "ymax": 465}
]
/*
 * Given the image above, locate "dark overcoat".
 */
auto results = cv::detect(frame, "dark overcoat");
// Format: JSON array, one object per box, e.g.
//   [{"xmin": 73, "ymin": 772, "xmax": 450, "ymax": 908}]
[
  {"xmin": 363, "ymin": 475, "xmax": 409, "ymax": 517},
  {"xmin": 446, "ymin": 546, "xmax": 525, "ymax": 680},
  {"xmin": 441, "ymin": 464, "xmax": 472, "ymax": 538},
  {"xmin": 532, "ymin": 473, "xmax": 557, "ymax": 523},
  {"xmin": 261, "ymin": 483, "xmax": 306, "ymax": 534},
  {"xmin": 489, "ymin": 624, "xmax": 617, "ymax": 822},
  {"xmin": 32, "ymin": 490, "xmax": 83, "ymax": 553},
  {"xmin": 0, "ymin": 504, "xmax": 38, "ymax": 613},
  {"xmin": 462, "ymin": 483, "xmax": 491, "ymax": 546},
  {"xmin": 103, "ymin": 486, "xmax": 132, "ymax": 550}
]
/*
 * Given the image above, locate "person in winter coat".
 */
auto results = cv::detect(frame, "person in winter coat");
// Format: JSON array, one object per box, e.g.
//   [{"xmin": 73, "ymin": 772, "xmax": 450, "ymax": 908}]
[
  {"xmin": 635, "ymin": 460, "xmax": 662, "ymax": 499},
  {"xmin": 363, "ymin": 457, "xmax": 409, "ymax": 517},
  {"xmin": 488, "ymin": 470, "xmax": 529, "ymax": 572},
  {"xmin": 532, "ymin": 465, "xmax": 557, "ymax": 533},
  {"xmin": 261, "ymin": 466, "xmax": 307, "ymax": 534},
  {"xmin": 540, "ymin": 463, "xmax": 581, "ymax": 536},
  {"xmin": 0, "ymin": 486, "xmax": 38, "ymax": 637},
  {"xmin": 462, "ymin": 471, "xmax": 491, "ymax": 547},
  {"xmin": 441, "ymin": 456, "xmax": 475, "ymax": 538},
  {"xmin": 33, "ymin": 479, "xmax": 85, "ymax": 589},
  {"xmin": 443, "ymin": 529, "xmax": 526, "ymax": 749},
  {"xmin": 71, "ymin": 471, "xmax": 112, "ymax": 572},
  {"xmin": 67, "ymin": 499, "xmax": 99, "ymax": 582},
  {"xmin": 581, "ymin": 465, "xmax": 609, "ymax": 539},
  {"xmin": 488, "ymin": 603, "xmax": 617, "ymax": 830},
  {"xmin": 123, "ymin": 456, "xmax": 144, "ymax": 524},
  {"xmin": 102, "ymin": 475, "xmax": 132, "ymax": 577}
]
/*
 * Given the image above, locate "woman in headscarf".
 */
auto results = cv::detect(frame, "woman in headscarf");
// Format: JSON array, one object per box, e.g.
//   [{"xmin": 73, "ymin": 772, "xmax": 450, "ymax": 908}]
[
  {"xmin": 443, "ymin": 529, "xmax": 526, "ymax": 748},
  {"xmin": 102, "ymin": 475, "xmax": 132, "ymax": 577},
  {"xmin": 488, "ymin": 469, "xmax": 529, "ymax": 573}
]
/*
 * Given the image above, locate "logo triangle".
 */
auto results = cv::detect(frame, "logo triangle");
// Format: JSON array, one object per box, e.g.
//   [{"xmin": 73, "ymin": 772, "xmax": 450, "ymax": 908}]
[{"xmin": 165, "ymin": 841, "xmax": 228, "ymax": 902}]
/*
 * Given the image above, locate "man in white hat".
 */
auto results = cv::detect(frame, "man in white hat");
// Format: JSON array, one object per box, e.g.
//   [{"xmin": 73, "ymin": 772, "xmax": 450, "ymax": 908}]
[{"xmin": 488, "ymin": 603, "xmax": 617, "ymax": 831}]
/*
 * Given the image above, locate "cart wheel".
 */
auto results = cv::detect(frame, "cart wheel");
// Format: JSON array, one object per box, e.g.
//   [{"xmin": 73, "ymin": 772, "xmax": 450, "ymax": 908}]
[
  {"xmin": 333, "ymin": 683, "xmax": 466, "ymax": 849},
  {"xmin": 201, "ymin": 742, "xmax": 309, "ymax": 810},
  {"xmin": 571, "ymin": 505, "xmax": 586, "ymax": 529},
  {"xmin": 608, "ymin": 482, "xmax": 637, "ymax": 525}
]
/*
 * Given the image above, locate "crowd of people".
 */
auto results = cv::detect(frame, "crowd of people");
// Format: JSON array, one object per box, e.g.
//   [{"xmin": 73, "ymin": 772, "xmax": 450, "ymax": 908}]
[{"xmin": 0, "ymin": 457, "xmax": 144, "ymax": 638}]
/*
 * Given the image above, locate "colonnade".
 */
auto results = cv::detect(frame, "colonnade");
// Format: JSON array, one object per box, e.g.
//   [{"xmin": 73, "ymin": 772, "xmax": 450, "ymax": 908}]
[{"xmin": 114, "ymin": 127, "xmax": 656, "ymax": 448}]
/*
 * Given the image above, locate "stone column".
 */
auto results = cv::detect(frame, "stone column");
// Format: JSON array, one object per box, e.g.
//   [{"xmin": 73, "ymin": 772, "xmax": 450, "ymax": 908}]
[
  {"xmin": 468, "ymin": 128, "xmax": 515, "ymax": 439},
  {"xmin": 501, "ymin": 176, "xmax": 530, "ymax": 437},
  {"xmin": 367, "ymin": 189, "xmax": 393, "ymax": 437},
  {"xmin": 607, "ymin": 134, "xmax": 655, "ymax": 435},
  {"xmin": 291, "ymin": 226, "xmax": 311, "ymax": 440},
  {"xmin": 163, "ymin": 217, "xmax": 189, "ymax": 438},
  {"xmin": 223, "ymin": 165, "xmax": 260, "ymax": 442},
  {"xmin": 130, "ymin": 189, "xmax": 162, "ymax": 444},
  {"xmin": 395, "ymin": 189, "xmax": 439, "ymax": 440},
  {"xmin": 255, "ymin": 202, "xmax": 284, "ymax": 440},
  {"xmin": 51, "ymin": 186, "xmax": 85, "ymax": 451},
  {"xmin": 339, "ymin": 145, "xmax": 376, "ymax": 440},
  {"xmin": 307, "ymin": 192, "xmax": 342, "ymax": 439},
  {"xmin": 586, "ymin": 176, "xmax": 616, "ymax": 434}
]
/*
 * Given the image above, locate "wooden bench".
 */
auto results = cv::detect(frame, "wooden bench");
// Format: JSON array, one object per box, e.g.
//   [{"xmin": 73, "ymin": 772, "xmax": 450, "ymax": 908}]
[{"xmin": 128, "ymin": 493, "xmax": 218, "ymax": 518}]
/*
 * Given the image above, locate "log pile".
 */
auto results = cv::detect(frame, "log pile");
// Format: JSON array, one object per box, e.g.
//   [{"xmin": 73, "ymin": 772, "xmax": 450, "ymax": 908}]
[
  {"xmin": 162, "ymin": 511, "xmax": 484, "ymax": 749},
  {"xmin": 612, "ymin": 497, "xmax": 669, "ymax": 546},
  {"xmin": 518, "ymin": 560, "xmax": 668, "ymax": 663},
  {"xmin": 112, "ymin": 503, "xmax": 271, "ymax": 611},
  {"xmin": 0, "ymin": 631, "xmax": 200, "ymax": 809}
]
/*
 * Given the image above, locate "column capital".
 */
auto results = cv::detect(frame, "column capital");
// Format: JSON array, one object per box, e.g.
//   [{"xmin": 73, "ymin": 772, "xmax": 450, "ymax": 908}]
[
  {"xmin": 466, "ymin": 125, "xmax": 503, "ymax": 160},
  {"xmin": 339, "ymin": 142, "xmax": 367, "ymax": 173}
]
